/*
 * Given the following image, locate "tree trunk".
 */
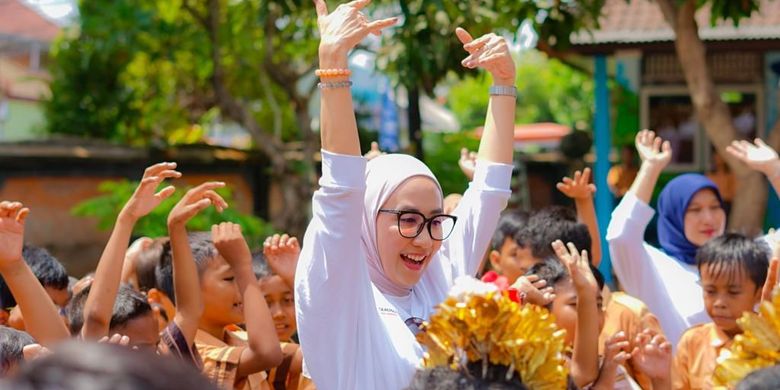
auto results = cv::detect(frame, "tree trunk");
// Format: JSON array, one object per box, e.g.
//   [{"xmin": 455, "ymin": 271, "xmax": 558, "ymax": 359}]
[
  {"xmin": 407, "ymin": 85, "xmax": 425, "ymax": 161},
  {"xmin": 192, "ymin": 0, "xmax": 314, "ymax": 235},
  {"xmin": 657, "ymin": 0, "xmax": 766, "ymax": 234}
]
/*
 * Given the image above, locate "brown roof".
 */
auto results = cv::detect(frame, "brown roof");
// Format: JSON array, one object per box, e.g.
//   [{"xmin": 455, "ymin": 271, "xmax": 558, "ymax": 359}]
[
  {"xmin": 0, "ymin": 0, "xmax": 60, "ymax": 43},
  {"xmin": 572, "ymin": 0, "xmax": 780, "ymax": 45}
]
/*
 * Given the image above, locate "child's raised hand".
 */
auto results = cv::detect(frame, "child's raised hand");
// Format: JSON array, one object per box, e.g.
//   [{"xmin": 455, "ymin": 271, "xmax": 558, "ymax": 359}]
[
  {"xmin": 557, "ymin": 168, "xmax": 597, "ymax": 200},
  {"xmin": 120, "ymin": 162, "xmax": 181, "ymax": 222},
  {"xmin": 364, "ymin": 142, "xmax": 385, "ymax": 161},
  {"xmin": 552, "ymin": 240, "xmax": 598, "ymax": 294},
  {"xmin": 603, "ymin": 331, "xmax": 631, "ymax": 367},
  {"xmin": 762, "ymin": 249, "xmax": 780, "ymax": 302},
  {"xmin": 458, "ymin": 148, "xmax": 477, "ymax": 181},
  {"xmin": 99, "ymin": 333, "xmax": 131, "ymax": 346},
  {"xmin": 167, "ymin": 182, "xmax": 228, "ymax": 227},
  {"xmin": 631, "ymin": 328, "xmax": 672, "ymax": 380},
  {"xmin": 0, "ymin": 201, "xmax": 29, "ymax": 267},
  {"xmin": 212, "ymin": 222, "xmax": 252, "ymax": 268},
  {"xmin": 726, "ymin": 138, "xmax": 780, "ymax": 176},
  {"xmin": 264, "ymin": 234, "xmax": 301, "ymax": 286},
  {"xmin": 635, "ymin": 130, "xmax": 672, "ymax": 171},
  {"xmin": 511, "ymin": 274, "xmax": 555, "ymax": 306},
  {"xmin": 22, "ymin": 343, "xmax": 52, "ymax": 361}
]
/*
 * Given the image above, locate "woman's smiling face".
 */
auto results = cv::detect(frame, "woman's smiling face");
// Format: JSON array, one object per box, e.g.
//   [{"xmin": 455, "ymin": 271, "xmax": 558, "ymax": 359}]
[{"xmin": 375, "ymin": 176, "xmax": 444, "ymax": 290}]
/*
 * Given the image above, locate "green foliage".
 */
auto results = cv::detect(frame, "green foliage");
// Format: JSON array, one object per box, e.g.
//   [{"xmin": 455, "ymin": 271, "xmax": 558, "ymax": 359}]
[
  {"xmin": 423, "ymin": 132, "xmax": 480, "ymax": 196},
  {"xmin": 72, "ymin": 181, "xmax": 274, "ymax": 249},
  {"xmin": 700, "ymin": 0, "xmax": 760, "ymax": 26},
  {"xmin": 448, "ymin": 50, "xmax": 595, "ymax": 131}
]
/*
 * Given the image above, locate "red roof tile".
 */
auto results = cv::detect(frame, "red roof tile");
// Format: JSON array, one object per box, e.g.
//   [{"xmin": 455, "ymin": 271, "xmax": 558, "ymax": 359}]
[
  {"xmin": 573, "ymin": 0, "xmax": 780, "ymax": 45},
  {"xmin": 0, "ymin": 0, "xmax": 60, "ymax": 42}
]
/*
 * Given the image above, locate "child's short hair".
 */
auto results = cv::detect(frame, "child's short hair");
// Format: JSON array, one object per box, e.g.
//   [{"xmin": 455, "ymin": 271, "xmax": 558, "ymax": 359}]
[
  {"xmin": 66, "ymin": 284, "xmax": 152, "ymax": 336},
  {"xmin": 525, "ymin": 207, "xmax": 591, "ymax": 260},
  {"xmin": 252, "ymin": 251, "xmax": 272, "ymax": 280},
  {"xmin": 0, "ymin": 245, "xmax": 70, "ymax": 308},
  {"xmin": 736, "ymin": 364, "xmax": 780, "ymax": 389},
  {"xmin": 155, "ymin": 232, "xmax": 218, "ymax": 305},
  {"xmin": 2, "ymin": 341, "xmax": 220, "ymax": 390},
  {"xmin": 136, "ymin": 238, "xmax": 169, "ymax": 292},
  {"xmin": 406, "ymin": 366, "xmax": 529, "ymax": 390},
  {"xmin": 0, "ymin": 326, "xmax": 35, "ymax": 375},
  {"xmin": 490, "ymin": 210, "xmax": 529, "ymax": 251},
  {"xmin": 527, "ymin": 257, "xmax": 605, "ymax": 308},
  {"xmin": 696, "ymin": 233, "xmax": 769, "ymax": 291}
]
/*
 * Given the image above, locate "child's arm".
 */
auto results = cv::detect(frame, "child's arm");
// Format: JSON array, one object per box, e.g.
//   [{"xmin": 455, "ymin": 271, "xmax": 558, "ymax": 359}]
[
  {"xmin": 556, "ymin": 167, "xmax": 602, "ymax": 266},
  {"xmin": 119, "ymin": 237, "xmax": 153, "ymax": 290},
  {"xmin": 591, "ymin": 331, "xmax": 631, "ymax": 390},
  {"xmin": 212, "ymin": 222, "xmax": 282, "ymax": 377},
  {"xmin": 167, "ymin": 182, "xmax": 228, "ymax": 346},
  {"xmin": 727, "ymin": 138, "xmax": 780, "ymax": 196},
  {"xmin": 0, "ymin": 202, "xmax": 69, "ymax": 346},
  {"xmin": 263, "ymin": 233, "xmax": 300, "ymax": 289},
  {"xmin": 553, "ymin": 240, "xmax": 600, "ymax": 387},
  {"xmin": 82, "ymin": 163, "xmax": 180, "ymax": 340},
  {"xmin": 632, "ymin": 328, "xmax": 672, "ymax": 390}
]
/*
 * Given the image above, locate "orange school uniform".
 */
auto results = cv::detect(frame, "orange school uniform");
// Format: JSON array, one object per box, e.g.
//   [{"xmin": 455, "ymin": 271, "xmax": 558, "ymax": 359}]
[
  {"xmin": 599, "ymin": 290, "xmax": 664, "ymax": 390},
  {"xmin": 672, "ymin": 322, "xmax": 732, "ymax": 390},
  {"xmin": 195, "ymin": 326, "xmax": 271, "ymax": 390}
]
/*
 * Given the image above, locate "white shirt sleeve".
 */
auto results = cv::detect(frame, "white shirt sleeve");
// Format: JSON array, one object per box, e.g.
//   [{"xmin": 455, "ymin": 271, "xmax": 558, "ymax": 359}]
[
  {"xmin": 606, "ymin": 193, "xmax": 707, "ymax": 346},
  {"xmin": 295, "ymin": 150, "xmax": 376, "ymax": 388},
  {"xmin": 444, "ymin": 160, "xmax": 512, "ymax": 278}
]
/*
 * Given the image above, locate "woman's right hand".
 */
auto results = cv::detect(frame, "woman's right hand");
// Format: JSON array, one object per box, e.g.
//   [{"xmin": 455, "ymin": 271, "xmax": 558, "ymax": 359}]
[
  {"xmin": 635, "ymin": 129, "xmax": 672, "ymax": 171},
  {"xmin": 314, "ymin": 0, "xmax": 397, "ymax": 65}
]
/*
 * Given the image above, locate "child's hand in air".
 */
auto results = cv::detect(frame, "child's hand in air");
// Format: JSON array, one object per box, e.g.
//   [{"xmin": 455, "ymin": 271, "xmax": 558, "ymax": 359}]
[{"xmin": 120, "ymin": 162, "xmax": 180, "ymax": 222}]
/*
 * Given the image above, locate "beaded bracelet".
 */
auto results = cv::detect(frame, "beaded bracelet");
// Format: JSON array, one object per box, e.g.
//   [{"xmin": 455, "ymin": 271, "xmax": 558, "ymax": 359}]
[
  {"xmin": 315, "ymin": 68, "xmax": 352, "ymax": 78},
  {"xmin": 317, "ymin": 80, "xmax": 353, "ymax": 90}
]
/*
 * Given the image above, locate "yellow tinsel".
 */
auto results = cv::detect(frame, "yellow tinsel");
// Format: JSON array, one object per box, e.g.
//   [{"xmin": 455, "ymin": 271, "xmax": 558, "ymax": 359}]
[
  {"xmin": 714, "ymin": 287, "xmax": 780, "ymax": 388},
  {"xmin": 417, "ymin": 288, "xmax": 569, "ymax": 390}
]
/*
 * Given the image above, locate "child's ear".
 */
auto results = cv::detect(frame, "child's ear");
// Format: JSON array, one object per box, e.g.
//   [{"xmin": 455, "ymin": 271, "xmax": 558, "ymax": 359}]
[{"xmin": 488, "ymin": 250, "xmax": 502, "ymax": 272}]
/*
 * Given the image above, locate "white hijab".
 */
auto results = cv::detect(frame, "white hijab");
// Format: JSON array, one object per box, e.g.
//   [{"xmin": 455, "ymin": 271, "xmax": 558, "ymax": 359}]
[{"xmin": 362, "ymin": 154, "xmax": 443, "ymax": 297}]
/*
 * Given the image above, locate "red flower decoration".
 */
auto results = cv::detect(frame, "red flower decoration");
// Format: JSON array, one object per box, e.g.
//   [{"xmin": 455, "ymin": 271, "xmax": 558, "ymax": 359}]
[{"xmin": 480, "ymin": 271, "xmax": 522, "ymax": 304}]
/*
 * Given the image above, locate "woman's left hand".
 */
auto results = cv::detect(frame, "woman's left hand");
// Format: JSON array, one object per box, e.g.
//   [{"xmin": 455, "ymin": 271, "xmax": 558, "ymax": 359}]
[
  {"xmin": 455, "ymin": 28, "xmax": 515, "ymax": 86},
  {"xmin": 726, "ymin": 138, "xmax": 780, "ymax": 177}
]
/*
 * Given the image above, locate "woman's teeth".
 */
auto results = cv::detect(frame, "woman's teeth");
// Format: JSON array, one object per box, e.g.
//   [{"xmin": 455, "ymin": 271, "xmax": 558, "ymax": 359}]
[{"xmin": 402, "ymin": 254, "xmax": 425, "ymax": 264}]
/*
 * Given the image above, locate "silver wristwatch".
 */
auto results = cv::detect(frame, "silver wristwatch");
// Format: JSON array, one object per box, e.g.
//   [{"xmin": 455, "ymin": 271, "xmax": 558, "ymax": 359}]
[{"xmin": 489, "ymin": 85, "xmax": 517, "ymax": 97}]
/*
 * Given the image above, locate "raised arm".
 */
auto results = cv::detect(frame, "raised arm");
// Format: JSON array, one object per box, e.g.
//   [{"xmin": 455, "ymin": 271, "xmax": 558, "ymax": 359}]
[
  {"xmin": 167, "ymin": 182, "xmax": 228, "ymax": 346},
  {"xmin": 212, "ymin": 222, "xmax": 282, "ymax": 377},
  {"xmin": 0, "ymin": 202, "xmax": 69, "ymax": 346},
  {"xmin": 627, "ymin": 130, "xmax": 672, "ymax": 204},
  {"xmin": 557, "ymin": 168, "xmax": 602, "ymax": 266},
  {"xmin": 314, "ymin": 0, "xmax": 397, "ymax": 155},
  {"xmin": 726, "ymin": 138, "xmax": 780, "ymax": 196},
  {"xmin": 455, "ymin": 28, "xmax": 515, "ymax": 165},
  {"xmin": 81, "ymin": 163, "xmax": 180, "ymax": 340},
  {"xmin": 553, "ymin": 240, "xmax": 600, "ymax": 387},
  {"xmin": 264, "ymin": 233, "xmax": 300, "ymax": 289}
]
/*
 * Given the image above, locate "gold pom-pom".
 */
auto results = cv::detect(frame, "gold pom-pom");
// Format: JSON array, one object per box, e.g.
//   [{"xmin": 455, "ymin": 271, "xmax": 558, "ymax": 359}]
[
  {"xmin": 714, "ymin": 287, "xmax": 780, "ymax": 388},
  {"xmin": 417, "ymin": 279, "xmax": 568, "ymax": 390}
]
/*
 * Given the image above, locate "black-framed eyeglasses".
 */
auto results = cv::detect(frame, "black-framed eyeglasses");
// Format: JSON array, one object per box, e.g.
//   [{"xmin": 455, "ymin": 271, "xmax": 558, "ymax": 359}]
[
  {"xmin": 405, "ymin": 317, "xmax": 425, "ymax": 336},
  {"xmin": 378, "ymin": 209, "xmax": 457, "ymax": 241}
]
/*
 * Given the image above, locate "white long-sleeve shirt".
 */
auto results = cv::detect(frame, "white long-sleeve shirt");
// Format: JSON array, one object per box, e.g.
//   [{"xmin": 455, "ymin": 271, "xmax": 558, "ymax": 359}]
[
  {"xmin": 606, "ymin": 193, "xmax": 710, "ymax": 347},
  {"xmin": 295, "ymin": 151, "xmax": 511, "ymax": 390}
]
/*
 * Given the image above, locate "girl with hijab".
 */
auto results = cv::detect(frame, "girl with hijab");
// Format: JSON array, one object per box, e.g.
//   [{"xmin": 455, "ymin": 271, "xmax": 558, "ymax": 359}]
[
  {"xmin": 294, "ymin": 1, "xmax": 516, "ymax": 389},
  {"xmin": 607, "ymin": 130, "xmax": 727, "ymax": 347}
]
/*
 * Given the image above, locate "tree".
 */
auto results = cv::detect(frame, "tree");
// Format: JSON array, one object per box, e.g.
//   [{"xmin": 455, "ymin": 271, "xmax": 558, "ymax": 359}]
[
  {"xmin": 47, "ymin": 0, "xmax": 322, "ymax": 235},
  {"xmin": 652, "ymin": 0, "xmax": 768, "ymax": 234}
]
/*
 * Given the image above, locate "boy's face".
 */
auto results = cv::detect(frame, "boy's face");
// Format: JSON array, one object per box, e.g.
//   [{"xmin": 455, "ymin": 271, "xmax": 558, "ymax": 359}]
[
  {"xmin": 489, "ymin": 238, "xmax": 536, "ymax": 284},
  {"xmin": 550, "ymin": 278, "xmax": 604, "ymax": 347},
  {"xmin": 259, "ymin": 275, "xmax": 297, "ymax": 342},
  {"xmin": 111, "ymin": 311, "xmax": 159, "ymax": 352},
  {"xmin": 700, "ymin": 263, "xmax": 761, "ymax": 337},
  {"xmin": 200, "ymin": 256, "xmax": 244, "ymax": 327}
]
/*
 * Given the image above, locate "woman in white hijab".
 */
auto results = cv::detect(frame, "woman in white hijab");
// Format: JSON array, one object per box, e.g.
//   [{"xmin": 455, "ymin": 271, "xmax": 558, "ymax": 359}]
[{"xmin": 295, "ymin": 1, "xmax": 516, "ymax": 389}]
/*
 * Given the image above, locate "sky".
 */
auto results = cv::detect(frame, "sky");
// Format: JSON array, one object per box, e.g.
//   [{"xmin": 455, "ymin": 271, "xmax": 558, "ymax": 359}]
[{"xmin": 24, "ymin": 0, "xmax": 77, "ymax": 25}]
